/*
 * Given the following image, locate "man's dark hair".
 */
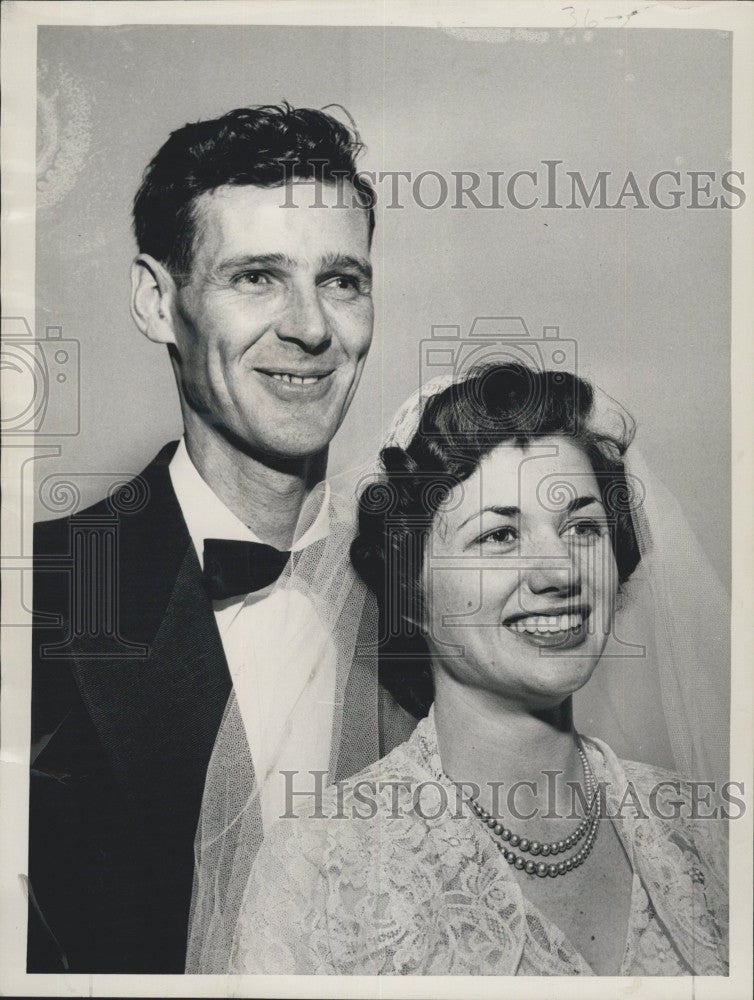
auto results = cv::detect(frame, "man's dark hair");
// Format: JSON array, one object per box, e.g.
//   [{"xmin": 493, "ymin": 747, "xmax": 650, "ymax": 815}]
[
  {"xmin": 133, "ymin": 103, "xmax": 375, "ymax": 283},
  {"xmin": 350, "ymin": 363, "xmax": 642, "ymax": 718}
]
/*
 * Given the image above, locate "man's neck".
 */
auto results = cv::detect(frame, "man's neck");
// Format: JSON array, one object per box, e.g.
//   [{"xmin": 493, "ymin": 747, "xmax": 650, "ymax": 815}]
[{"xmin": 182, "ymin": 421, "xmax": 326, "ymax": 550}]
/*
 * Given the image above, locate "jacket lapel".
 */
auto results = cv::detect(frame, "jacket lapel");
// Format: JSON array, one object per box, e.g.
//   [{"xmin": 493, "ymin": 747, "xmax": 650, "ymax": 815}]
[
  {"xmin": 66, "ymin": 445, "xmax": 233, "ymax": 825},
  {"xmin": 71, "ymin": 547, "xmax": 232, "ymax": 820}
]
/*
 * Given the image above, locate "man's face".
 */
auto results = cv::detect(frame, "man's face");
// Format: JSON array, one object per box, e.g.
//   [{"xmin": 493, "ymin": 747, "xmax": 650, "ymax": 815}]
[{"xmin": 166, "ymin": 181, "xmax": 373, "ymax": 459}]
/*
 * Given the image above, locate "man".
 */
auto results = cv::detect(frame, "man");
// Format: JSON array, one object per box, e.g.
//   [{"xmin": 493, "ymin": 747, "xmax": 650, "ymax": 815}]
[{"xmin": 28, "ymin": 104, "xmax": 415, "ymax": 974}]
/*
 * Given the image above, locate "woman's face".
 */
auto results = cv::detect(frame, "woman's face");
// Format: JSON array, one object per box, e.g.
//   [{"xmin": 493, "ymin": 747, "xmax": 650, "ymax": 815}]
[{"xmin": 422, "ymin": 436, "xmax": 619, "ymax": 709}]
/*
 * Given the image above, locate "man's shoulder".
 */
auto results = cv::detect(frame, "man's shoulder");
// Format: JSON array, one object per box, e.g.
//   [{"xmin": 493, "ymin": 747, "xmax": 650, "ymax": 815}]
[
  {"xmin": 34, "ymin": 493, "xmax": 113, "ymax": 550},
  {"xmin": 32, "ymin": 442, "xmax": 187, "ymax": 624},
  {"xmin": 34, "ymin": 442, "xmax": 180, "ymax": 549}
]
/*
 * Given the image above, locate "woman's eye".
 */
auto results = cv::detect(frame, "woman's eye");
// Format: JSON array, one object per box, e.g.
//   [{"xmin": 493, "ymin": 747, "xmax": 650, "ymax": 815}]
[
  {"xmin": 479, "ymin": 526, "xmax": 518, "ymax": 546},
  {"xmin": 564, "ymin": 519, "xmax": 606, "ymax": 542}
]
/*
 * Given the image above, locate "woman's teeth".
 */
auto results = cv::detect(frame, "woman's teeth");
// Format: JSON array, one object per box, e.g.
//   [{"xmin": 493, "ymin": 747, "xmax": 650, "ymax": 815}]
[
  {"xmin": 270, "ymin": 373, "xmax": 323, "ymax": 385},
  {"xmin": 507, "ymin": 614, "xmax": 583, "ymax": 634}
]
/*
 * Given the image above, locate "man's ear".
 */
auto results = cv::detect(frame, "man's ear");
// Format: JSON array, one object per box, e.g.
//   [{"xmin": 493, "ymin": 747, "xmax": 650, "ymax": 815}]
[{"xmin": 130, "ymin": 254, "xmax": 180, "ymax": 345}]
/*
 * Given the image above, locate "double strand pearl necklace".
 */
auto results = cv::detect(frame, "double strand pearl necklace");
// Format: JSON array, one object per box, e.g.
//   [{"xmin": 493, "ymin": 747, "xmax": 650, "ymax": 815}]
[{"xmin": 444, "ymin": 740, "xmax": 601, "ymax": 879}]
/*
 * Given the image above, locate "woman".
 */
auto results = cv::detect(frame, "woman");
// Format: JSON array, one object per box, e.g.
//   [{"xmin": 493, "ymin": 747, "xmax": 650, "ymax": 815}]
[{"xmin": 190, "ymin": 363, "xmax": 729, "ymax": 975}]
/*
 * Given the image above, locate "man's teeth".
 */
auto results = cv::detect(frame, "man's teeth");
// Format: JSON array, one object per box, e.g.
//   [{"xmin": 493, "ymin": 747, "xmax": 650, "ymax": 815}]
[
  {"xmin": 507, "ymin": 614, "xmax": 583, "ymax": 634},
  {"xmin": 270, "ymin": 373, "xmax": 323, "ymax": 385}
]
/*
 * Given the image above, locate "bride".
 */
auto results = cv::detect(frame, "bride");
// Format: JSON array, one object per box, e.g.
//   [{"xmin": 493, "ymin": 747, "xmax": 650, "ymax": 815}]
[{"xmin": 187, "ymin": 362, "xmax": 729, "ymax": 976}]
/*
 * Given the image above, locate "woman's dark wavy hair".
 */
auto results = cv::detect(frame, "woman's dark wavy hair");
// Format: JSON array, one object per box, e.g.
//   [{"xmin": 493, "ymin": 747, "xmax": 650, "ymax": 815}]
[
  {"xmin": 133, "ymin": 102, "xmax": 375, "ymax": 284},
  {"xmin": 350, "ymin": 363, "xmax": 642, "ymax": 719}
]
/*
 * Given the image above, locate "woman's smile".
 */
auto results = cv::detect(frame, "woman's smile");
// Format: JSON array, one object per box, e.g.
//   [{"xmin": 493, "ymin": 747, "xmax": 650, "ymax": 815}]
[{"xmin": 503, "ymin": 606, "xmax": 592, "ymax": 649}]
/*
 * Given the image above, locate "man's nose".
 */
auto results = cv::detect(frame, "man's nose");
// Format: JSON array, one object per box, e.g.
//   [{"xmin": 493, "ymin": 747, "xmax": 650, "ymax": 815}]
[{"xmin": 276, "ymin": 285, "xmax": 331, "ymax": 352}]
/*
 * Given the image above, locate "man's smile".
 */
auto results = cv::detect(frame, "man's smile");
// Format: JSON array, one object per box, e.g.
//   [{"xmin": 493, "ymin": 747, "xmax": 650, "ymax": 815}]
[
  {"xmin": 270, "ymin": 373, "xmax": 326, "ymax": 385},
  {"xmin": 256, "ymin": 365, "xmax": 334, "ymax": 382},
  {"xmin": 254, "ymin": 367, "xmax": 336, "ymax": 398}
]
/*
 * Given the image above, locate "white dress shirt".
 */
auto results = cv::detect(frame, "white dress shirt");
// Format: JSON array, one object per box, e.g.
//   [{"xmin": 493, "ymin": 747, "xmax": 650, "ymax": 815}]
[{"xmin": 169, "ymin": 438, "xmax": 337, "ymax": 831}]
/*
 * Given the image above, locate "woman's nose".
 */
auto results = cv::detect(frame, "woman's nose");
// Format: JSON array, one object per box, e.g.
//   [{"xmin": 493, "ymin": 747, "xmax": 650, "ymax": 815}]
[
  {"xmin": 276, "ymin": 285, "xmax": 331, "ymax": 352},
  {"xmin": 522, "ymin": 537, "xmax": 581, "ymax": 596}
]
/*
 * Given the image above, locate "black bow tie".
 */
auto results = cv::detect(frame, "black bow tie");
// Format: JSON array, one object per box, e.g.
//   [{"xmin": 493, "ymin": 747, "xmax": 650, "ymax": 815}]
[{"xmin": 202, "ymin": 538, "xmax": 292, "ymax": 601}]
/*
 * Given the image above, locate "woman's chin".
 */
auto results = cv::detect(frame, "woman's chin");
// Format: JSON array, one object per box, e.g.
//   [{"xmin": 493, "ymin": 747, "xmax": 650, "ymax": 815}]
[{"xmin": 512, "ymin": 652, "xmax": 602, "ymax": 706}]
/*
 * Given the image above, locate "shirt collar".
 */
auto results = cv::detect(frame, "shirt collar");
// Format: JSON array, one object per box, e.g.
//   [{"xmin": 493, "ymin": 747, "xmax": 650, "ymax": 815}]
[{"xmin": 169, "ymin": 437, "xmax": 330, "ymax": 570}]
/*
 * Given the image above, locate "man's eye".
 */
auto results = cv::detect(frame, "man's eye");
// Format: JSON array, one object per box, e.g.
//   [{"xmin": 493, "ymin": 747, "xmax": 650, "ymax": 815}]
[
  {"xmin": 321, "ymin": 275, "xmax": 364, "ymax": 299},
  {"xmin": 233, "ymin": 271, "xmax": 273, "ymax": 288},
  {"xmin": 563, "ymin": 519, "xmax": 606, "ymax": 542},
  {"xmin": 478, "ymin": 526, "xmax": 518, "ymax": 546}
]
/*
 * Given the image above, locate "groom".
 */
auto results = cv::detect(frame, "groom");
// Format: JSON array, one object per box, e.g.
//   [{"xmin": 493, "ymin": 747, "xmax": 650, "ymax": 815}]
[{"xmin": 28, "ymin": 104, "xmax": 415, "ymax": 974}]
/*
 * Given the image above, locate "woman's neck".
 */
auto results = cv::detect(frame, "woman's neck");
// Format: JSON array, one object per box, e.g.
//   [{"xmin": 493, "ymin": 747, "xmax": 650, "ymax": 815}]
[{"xmin": 432, "ymin": 671, "xmax": 588, "ymax": 832}]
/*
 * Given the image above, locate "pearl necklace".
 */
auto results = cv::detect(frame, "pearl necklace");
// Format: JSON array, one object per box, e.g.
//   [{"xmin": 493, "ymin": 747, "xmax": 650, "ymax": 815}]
[{"xmin": 445, "ymin": 740, "xmax": 601, "ymax": 879}]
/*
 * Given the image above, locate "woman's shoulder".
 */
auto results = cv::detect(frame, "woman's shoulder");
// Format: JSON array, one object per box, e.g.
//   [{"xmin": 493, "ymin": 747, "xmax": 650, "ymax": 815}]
[
  {"xmin": 583, "ymin": 734, "xmax": 701, "ymax": 797},
  {"xmin": 583, "ymin": 736, "xmax": 729, "ymax": 871},
  {"xmin": 614, "ymin": 754, "xmax": 692, "ymax": 797},
  {"xmin": 262, "ymin": 714, "xmax": 443, "ymax": 865},
  {"xmin": 325, "ymin": 717, "xmax": 440, "ymax": 803},
  {"xmin": 583, "ymin": 738, "xmax": 729, "ymax": 970}
]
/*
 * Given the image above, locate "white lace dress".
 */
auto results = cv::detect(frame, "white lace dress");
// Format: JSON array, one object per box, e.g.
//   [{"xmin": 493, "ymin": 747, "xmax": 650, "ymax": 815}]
[{"xmin": 230, "ymin": 711, "xmax": 728, "ymax": 976}]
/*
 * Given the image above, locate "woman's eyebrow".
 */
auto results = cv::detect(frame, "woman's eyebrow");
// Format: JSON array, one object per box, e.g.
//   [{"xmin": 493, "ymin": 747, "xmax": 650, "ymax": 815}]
[
  {"xmin": 458, "ymin": 495, "xmax": 604, "ymax": 531},
  {"xmin": 458, "ymin": 505, "xmax": 519, "ymax": 530},
  {"xmin": 566, "ymin": 495, "xmax": 604, "ymax": 514}
]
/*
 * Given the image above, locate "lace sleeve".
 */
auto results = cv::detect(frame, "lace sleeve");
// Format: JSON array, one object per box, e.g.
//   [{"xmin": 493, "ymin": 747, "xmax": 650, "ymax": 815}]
[
  {"xmin": 229, "ymin": 817, "xmax": 334, "ymax": 974},
  {"xmin": 684, "ymin": 804, "xmax": 729, "ymax": 953},
  {"xmin": 620, "ymin": 757, "xmax": 729, "ymax": 971}
]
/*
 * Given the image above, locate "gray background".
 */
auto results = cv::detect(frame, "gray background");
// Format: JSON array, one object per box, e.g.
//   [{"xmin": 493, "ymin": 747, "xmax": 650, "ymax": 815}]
[{"xmin": 35, "ymin": 25, "xmax": 731, "ymax": 590}]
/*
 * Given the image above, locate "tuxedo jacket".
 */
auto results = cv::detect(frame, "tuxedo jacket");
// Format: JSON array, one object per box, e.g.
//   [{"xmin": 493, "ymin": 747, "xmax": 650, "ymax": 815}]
[{"xmin": 27, "ymin": 442, "xmax": 417, "ymax": 974}]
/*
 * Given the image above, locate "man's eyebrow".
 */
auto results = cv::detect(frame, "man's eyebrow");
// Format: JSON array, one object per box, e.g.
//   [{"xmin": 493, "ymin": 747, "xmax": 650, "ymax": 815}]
[
  {"xmin": 215, "ymin": 252, "xmax": 297, "ymax": 274},
  {"xmin": 319, "ymin": 253, "xmax": 373, "ymax": 282},
  {"xmin": 214, "ymin": 252, "xmax": 372, "ymax": 282}
]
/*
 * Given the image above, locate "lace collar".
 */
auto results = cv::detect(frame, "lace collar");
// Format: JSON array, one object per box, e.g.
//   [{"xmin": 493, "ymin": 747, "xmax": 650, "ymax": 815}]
[{"xmin": 402, "ymin": 706, "xmax": 728, "ymax": 975}]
